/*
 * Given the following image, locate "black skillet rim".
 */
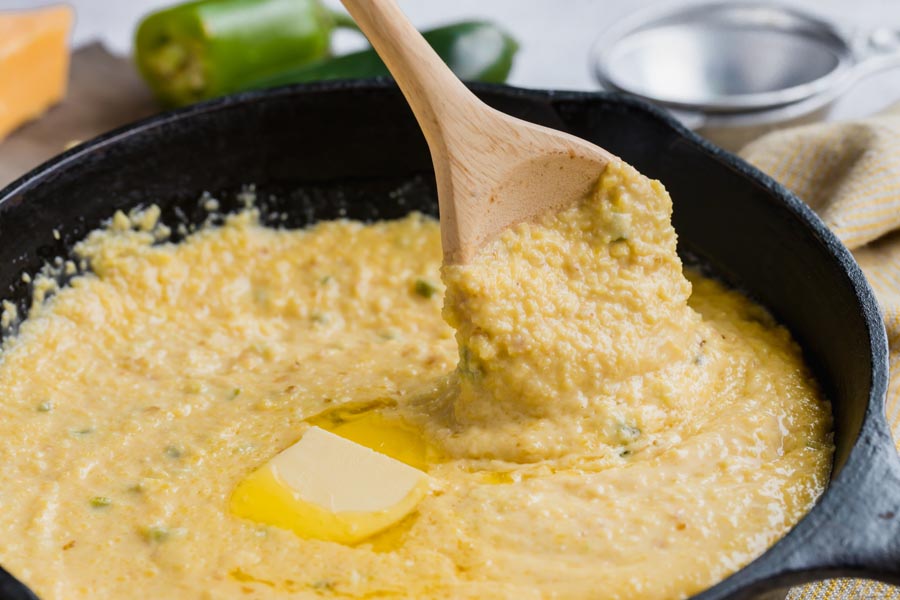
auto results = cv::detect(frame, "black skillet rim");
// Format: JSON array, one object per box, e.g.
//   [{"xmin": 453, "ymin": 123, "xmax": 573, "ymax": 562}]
[{"xmin": 0, "ymin": 80, "xmax": 891, "ymax": 600}]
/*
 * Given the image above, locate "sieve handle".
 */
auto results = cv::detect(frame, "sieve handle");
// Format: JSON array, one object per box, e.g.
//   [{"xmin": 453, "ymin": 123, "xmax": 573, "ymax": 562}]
[{"xmin": 850, "ymin": 27, "xmax": 900, "ymax": 78}]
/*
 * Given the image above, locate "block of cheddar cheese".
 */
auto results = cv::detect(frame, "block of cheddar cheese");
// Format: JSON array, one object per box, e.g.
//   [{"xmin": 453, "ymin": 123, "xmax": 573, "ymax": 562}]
[{"xmin": 0, "ymin": 5, "xmax": 73, "ymax": 141}]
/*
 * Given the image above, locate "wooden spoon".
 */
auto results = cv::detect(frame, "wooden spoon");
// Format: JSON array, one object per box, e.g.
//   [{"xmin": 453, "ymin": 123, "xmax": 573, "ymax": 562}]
[{"xmin": 339, "ymin": 0, "xmax": 615, "ymax": 263}]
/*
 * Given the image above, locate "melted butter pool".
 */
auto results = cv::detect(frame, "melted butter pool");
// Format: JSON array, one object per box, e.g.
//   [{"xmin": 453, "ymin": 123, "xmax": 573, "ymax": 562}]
[{"xmin": 307, "ymin": 400, "xmax": 443, "ymax": 471}]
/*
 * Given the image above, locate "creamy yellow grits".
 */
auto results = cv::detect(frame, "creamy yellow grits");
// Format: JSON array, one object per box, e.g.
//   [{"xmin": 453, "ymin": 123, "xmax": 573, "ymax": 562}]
[{"xmin": 0, "ymin": 161, "xmax": 831, "ymax": 600}]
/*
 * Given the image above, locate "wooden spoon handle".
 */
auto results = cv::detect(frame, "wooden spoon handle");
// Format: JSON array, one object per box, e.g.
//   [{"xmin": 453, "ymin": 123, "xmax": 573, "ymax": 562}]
[
  {"xmin": 338, "ymin": 0, "xmax": 476, "ymax": 149},
  {"xmin": 339, "ymin": 0, "xmax": 612, "ymax": 264}
]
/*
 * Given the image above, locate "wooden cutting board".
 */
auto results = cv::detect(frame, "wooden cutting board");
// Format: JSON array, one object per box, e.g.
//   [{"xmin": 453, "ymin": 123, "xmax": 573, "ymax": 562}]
[{"xmin": 0, "ymin": 43, "xmax": 159, "ymax": 189}]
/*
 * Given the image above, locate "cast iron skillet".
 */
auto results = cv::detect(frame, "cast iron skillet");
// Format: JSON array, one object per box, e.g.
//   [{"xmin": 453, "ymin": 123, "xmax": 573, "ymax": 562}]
[{"xmin": 0, "ymin": 81, "xmax": 897, "ymax": 600}]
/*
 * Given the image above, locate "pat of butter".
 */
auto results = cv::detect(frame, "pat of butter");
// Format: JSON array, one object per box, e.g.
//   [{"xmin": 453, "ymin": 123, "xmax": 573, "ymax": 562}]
[
  {"xmin": 0, "ymin": 5, "xmax": 73, "ymax": 141},
  {"xmin": 231, "ymin": 426, "xmax": 430, "ymax": 544}
]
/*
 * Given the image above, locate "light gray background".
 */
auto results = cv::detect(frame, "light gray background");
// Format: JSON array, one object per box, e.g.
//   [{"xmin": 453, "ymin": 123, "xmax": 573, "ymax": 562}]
[{"xmin": 4, "ymin": 0, "xmax": 900, "ymax": 120}]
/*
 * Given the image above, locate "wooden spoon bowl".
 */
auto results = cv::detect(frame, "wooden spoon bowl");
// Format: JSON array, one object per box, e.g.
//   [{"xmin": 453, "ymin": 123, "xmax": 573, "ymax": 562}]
[{"xmin": 340, "ymin": 0, "xmax": 615, "ymax": 263}]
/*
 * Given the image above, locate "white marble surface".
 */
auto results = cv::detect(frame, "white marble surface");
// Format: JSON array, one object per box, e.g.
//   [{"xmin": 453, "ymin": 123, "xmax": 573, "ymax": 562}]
[{"xmin": 3, "ymin": 0, "xmax": 900, "ymax": 120}]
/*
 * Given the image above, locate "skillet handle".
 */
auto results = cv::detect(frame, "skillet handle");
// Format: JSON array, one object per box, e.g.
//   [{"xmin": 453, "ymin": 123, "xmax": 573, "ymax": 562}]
[{"xmin": 784, "ymin": 420, "xmax": 900, "ymax": 586}]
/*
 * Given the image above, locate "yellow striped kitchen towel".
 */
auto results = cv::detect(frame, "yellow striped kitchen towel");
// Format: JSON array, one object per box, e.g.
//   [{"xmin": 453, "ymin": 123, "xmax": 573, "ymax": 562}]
[{"xmin": 740, "ymin": 107, "xmax": 900, "ymax": 600}]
